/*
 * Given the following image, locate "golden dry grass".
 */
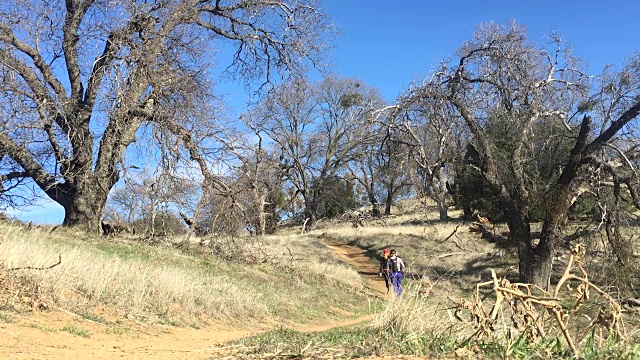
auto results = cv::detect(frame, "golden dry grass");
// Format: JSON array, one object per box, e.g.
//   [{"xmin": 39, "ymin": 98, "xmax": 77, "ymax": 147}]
[
  {"xmin": 0, "ymin": 227, "xmax": 266, "ymax": 324},
  {"xmin": 372, "ymin": 283, "xmax": 464, "ymax": 336},
  {"xmin": 310, "ymin": 209, "xmax": 515, "ymax": 302},
  {"xmin": 0, "ymin": 222, "xmax": 369, "ymax": 326}
]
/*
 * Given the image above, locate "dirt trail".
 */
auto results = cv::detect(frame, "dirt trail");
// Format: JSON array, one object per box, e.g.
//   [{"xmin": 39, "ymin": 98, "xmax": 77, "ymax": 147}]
[
  {"xmin": 322, "ymin": 240, "xmax": 389, "ymax": 296},
  {"xmin": 0, "ymin": 241, "xmax": 386, "ymax": 359}
]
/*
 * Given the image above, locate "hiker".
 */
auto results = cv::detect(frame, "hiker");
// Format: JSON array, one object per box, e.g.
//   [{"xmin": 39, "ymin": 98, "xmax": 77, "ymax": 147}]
[
  {"xmin": 379, "ymin": 248, "xmax": 391, "ymax": 294},
  {"xmin": 388, "ymin": 249, "xmax": 406, "ymax": 297}
]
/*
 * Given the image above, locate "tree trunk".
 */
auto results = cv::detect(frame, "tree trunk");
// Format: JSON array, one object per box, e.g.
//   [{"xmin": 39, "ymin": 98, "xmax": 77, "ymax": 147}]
[
  {"xmin": 438, "ymin": 206, "xmax": 448, "ymax": 221},
  {"xmin": 302, "ymin": 195, "xmax": 316, "ymax": 232},
  {"xmin": 463, "ymin": 205, "xmax": 473, "ymax": 220},
  {"xmin": 61, "ymin": 182, "xmax": 108, "ymax": 234},
  {"xmin": 368, "ymin": 193, "xmax": 380, "ymax": 217},
  {"xmin": 435, "ymin": 166, "xmax": 449, "ymax": 221},
  {"xmin": 257, "ymin": 192, "xmax": 267, "ymax": 236},
  {"xmin": 502, "ymin": 206, "xmax": 554, "ymax": 288},
  {"xmin": 303, "ymin": 209, "xmax": 315, "ymax": 230},
  {"xmin": 518, "ymin": 243, "xmax": 553, "ymax": 288},
  {"xmin": 384, "ymin": 189, "xmax": 393, "ymax": 216}
]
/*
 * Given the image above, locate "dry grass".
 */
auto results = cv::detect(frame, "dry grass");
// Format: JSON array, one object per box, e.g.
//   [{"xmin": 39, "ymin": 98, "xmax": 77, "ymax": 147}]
[
  {"xmin": 252, "ymin": 234, "xmax": 364, "ymax": 290},
  {"xmin": 0, "ymin": 222, "xmax": 369, "ymax": 326},
  {"xmin": 0, "ymin": 227, "xmax": 266, "ymax": 324},
  {"xmin": 372, "ymin": 283, "xmax": 464, "ymax": 337},
  {"xmin": 311, "ymin": 210, "xmax": 513, "ymax": 302}
]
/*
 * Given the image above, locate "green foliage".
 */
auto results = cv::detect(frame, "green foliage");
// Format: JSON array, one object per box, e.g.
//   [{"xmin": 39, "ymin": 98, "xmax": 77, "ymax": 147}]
[
  {"xmin": 95, "ymin": 242, "xmax": 155, "ymax": 262},
  {"xmin": 569, "ymin": 186, "xmax": 636, "ymax": 220},
  {"xmin": 453, "ymin": 166, "xmax": 504, "ymax": 221},
  {"xmin": 314, "ymin": 176, "xmax": 358, "ymax": 219},
  {"xmin": 338, "ymin": 92, "xmax": 363, "ymax": 108},
  {"xmin": 453, "ymin": 113, "xmax": 577, "ymax": 221},
  {"xmin": 232, "ymin": 325, "xmax": 636, "ymax": 359},
  {"xmin": 234, "ymin": 326, "xmax": 458, "ymax": 358},
  {"xmin": 62, "ymin": 324, "xmax": 90, "ymax": 338},
  {"xmin": 0, "ymin": 311, "xmax": 14, "ymax": 323},
  {"xmin": 30, "ymin": 324, "xmax": 57, "ymax": 332},
  {"xmin": 577, "ymin": 99, "xmax": 598, "ymax": 113},
  {"xmin": 81, "ymin": 313, "xmax": 112, "ymax": 325}
]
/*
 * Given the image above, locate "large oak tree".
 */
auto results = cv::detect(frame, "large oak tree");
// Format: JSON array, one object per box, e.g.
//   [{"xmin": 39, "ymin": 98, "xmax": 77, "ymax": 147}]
[
  {"xmin": 403, "ymin": 23, "xmax": 640, "ymax": 287},
  {"xmin": 0, "ymin": 0, "xmax": 331, "ymax": 231}
]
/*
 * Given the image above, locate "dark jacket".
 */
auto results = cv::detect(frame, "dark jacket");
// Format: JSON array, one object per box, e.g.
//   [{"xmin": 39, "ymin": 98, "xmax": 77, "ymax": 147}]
[{"xmin": 379, "ymin": 257, "xmax": 390, "ymax": 274}]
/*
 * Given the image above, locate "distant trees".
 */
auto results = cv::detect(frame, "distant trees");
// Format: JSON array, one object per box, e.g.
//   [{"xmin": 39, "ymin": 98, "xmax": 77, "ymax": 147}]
[
  {"xmin": 104, "ymin": 170, "xmax": 195, "ymax": 236},
  {"xmin": 392, "ymin": 80, "xmax": 465, "ymax": 220},
  {"xmin": 0, "ymin": 0, "xmax": 332, "ymax": 232},
  {"xmin": 253, "ymin": 76, "xmax": 385, "ymax": 227},
  {"xmin": 401, "ymin": 23, "xmax": 640, "ymax": 287}
]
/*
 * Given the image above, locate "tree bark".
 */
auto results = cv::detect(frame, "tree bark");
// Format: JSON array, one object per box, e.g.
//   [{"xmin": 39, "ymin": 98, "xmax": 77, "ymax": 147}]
[
  {"xmin": 438, "ymin": 206, "xmax": 449, "ymax": 222},
  {"xmin": 302, "ymin": 194, "xmax": 316, "ymax": 232},
  {"xmin": 384, "ymin": 188, "xmax": 393, "ymax": 216},
  {"xmin": 502, "ymin": 203, "xmax": 556, "ymax": 288},
  {"xmin": 257, "ymin": 191, "xmax": 267, "ymax": 236},
  {"xmin": 435, "ymin": 166, "xmax": 449, "ymax": 221},
  {"xmin": 61, "ymin": 179, "xmax": 108, "ymax": 233},
  {"xmin": 518, "ymin": 242, "xmax": 553, "ymax": 289},
  {"xmin": 368, "ymin": 192, "xmax": 381, "ymax": 217}
]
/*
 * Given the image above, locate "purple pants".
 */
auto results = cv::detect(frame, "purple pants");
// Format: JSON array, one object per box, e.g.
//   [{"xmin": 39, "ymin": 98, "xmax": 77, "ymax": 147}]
[{"xmin": 391, "ymin": 272, "xmax": 403, "ymax": 297}]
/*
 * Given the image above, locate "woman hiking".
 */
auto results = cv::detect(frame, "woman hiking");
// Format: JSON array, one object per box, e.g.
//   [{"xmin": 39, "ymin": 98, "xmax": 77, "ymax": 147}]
[
  {"xmin": 388, "ymin": 249, "xmax": 406, "ymax": 297},
  {"xmin": 379, "ymin": 248, "xmax": 391, "ymax": 294}
]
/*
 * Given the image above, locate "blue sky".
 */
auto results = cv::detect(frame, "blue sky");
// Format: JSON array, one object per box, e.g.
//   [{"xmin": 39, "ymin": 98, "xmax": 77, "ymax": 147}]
[
  {"xmin": 322, "ymin": 0, "xmax": 640, "ymax": 102},
  {"xmin": 11, "ymin": 0, "xmax": 640, "ymax": 224}
]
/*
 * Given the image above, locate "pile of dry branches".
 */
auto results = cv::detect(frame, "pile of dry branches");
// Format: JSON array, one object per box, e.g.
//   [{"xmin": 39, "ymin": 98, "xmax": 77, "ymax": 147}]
[{"xmin": 454, "ymin": 244, "xmax": 626, "ymax": 357}]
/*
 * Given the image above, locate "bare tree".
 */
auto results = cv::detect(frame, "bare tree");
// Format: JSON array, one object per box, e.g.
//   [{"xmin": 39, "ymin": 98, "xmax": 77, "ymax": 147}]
[
  {"xmin": 348, "ymin": 126, "xmax": 411, "ymax": 216},
  {"xmin": 393, "ymin": 82, "xmax": 465, "ymax": 220},
  {"xmin": 212, "ymin": 118, "xmax": 284, "ymax": 236},
  {"xmin": 405, "ymin": 23, "xmax": 640, "ymax": 287},
  {"xmin": 255, "ymin": 76, "xmax": 383, "ymax": 227},
  {"xmin": 0, "ymin": 0, "xmax": 332, "ymax": 232},
  {"xmin": 105, "ymin": 167, "xmax": 197, "ymax": 234}
]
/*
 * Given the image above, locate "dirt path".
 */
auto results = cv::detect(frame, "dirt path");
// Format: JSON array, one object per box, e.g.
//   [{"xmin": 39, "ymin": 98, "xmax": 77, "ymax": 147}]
[
  {"xmin": 0, "ymin": 241, "xmax": 385, "ymax": 360},
  {"xmin": 322, "ymin": 240, "xmax": 389, "ymax": 296}
]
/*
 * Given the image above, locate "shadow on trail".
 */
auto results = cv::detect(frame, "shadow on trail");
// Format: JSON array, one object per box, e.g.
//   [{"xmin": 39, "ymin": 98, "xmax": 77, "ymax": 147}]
[
  {"xmin": 327, "ymin": 234, "xmax": 519, "ymax": 287},
  {"xmin": 340, "ymin": 237, "xmax": 431, "ymax": 282}
]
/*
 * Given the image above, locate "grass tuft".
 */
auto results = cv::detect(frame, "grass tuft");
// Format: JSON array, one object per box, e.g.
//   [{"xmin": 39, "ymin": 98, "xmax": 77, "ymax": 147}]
[
  {"xmin": 0, "ymin": 311, "xmax": 14, "ymax": 323},
  {"xmin": 62, "ymin": 324, "xmax": 90, "ymax": 337}
]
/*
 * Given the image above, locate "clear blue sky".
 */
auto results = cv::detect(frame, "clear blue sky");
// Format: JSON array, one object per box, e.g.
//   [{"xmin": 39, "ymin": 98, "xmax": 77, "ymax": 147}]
[
  {"xmin": 10, "ymin": 0, "xmax": 640, "ymax": 224},
  {"xmin": 322, "ymin": 0, "xmax": 640, "ymax": 102}
]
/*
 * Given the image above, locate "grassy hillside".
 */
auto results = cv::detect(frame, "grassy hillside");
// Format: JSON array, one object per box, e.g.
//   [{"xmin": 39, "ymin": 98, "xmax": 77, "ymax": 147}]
[
  {"xmin": 2, "ymin": 202, "xmax": 640, "ymax": 359},
  {"xmin": 230, "ymin": 205, "xmax": 640, "ymax": 359},
  {"xmin": 0, "ymin": 221, "xmax": 375, "ymax": 328}
]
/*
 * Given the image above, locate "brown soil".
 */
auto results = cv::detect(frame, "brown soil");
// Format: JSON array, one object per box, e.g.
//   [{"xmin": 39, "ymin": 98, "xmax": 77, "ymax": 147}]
[
  {"xmin": 0, "ymin": 240, "xmax": 389, "ymax": 359},
  {"xmin": 321, "ymin": 240, "xmax": 389, "ymax": 296}
]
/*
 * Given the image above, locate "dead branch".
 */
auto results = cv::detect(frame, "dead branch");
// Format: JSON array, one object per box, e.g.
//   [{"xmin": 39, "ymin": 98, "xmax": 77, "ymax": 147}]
[
  {"xmin": 453, "ymin": 244, "xmax": 626, "ymax": 357},
  {"xmin": 301, "ymin": 218, "xmax": 310, "ymax": 234},
  {"xmin": 452, "ymin": 238, "xmax": 472, "ymax": 252},
  {"xmin": 468, "ymin": 215, "xmax": 509, "ymax": 244},
  {"xmin": 439, "ymin": 224, "xmax": 460, "ymax": 243},
  {"xmin": 432, "ymin": 251, "xmax": 465, "ymax": 259},
  {"xmin": 8, "ymin": 255, "xmax": 61, "ymax": 271}
]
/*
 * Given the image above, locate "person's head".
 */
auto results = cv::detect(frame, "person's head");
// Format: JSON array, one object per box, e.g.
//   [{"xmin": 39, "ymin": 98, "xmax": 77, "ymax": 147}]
[
  {"xmin": 390, "ymin": 249, "xmax": 397, "ymax": 256},
  {"xmin": 383, "ymin": 248, "xmax": 390, "ymax": 258}
]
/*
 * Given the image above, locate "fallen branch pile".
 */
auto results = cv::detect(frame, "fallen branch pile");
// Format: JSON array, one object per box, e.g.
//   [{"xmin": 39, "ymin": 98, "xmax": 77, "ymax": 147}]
[
  {"xmin": 468, "ymin": 215, "xmax": 509, "ymax": 245},
  {"xmin": 454, "ymin": 244, "xmax": 626, "ymax": 357}
]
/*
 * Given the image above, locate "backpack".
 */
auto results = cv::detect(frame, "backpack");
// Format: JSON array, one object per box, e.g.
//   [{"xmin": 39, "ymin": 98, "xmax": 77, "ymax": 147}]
[{"xmin": 389, "ymin": 257, "xmax": 399, "ymax": 273}]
